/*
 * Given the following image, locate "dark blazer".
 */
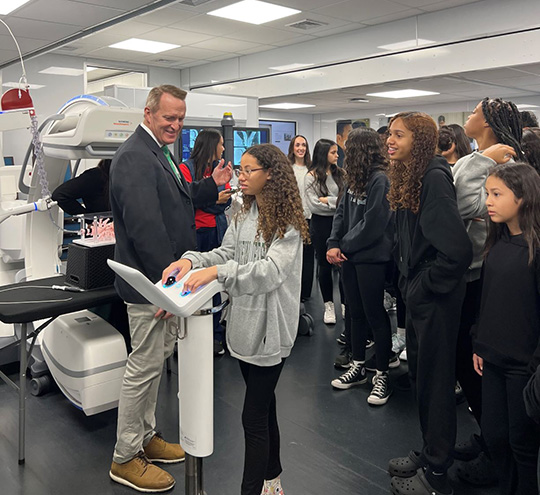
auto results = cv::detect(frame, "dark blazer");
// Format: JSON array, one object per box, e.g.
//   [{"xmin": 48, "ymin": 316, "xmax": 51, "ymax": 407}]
[{"xmin": 110, "ymin": 125, "xmax": 217, "ymax": 303}]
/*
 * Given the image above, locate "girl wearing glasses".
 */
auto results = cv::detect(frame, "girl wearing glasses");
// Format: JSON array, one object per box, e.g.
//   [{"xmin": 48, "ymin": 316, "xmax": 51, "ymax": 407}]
[
  {"xmin": 304, "ymin": 138, "xmax": 346, "ymax": 325},
  {"xmin": 163, "ymin": 144, "xmax": 309, "ymax": 495}
]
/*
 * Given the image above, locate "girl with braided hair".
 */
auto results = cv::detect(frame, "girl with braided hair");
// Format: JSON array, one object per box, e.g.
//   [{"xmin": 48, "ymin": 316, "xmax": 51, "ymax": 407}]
[
  {"xmin": 452, "ymin": 97, "xmax": 523, "ymax": 485},
  {"xmin": 386, "ymin": 112, "xmax": 472, "ymax": 495},
  {"xmin": 163, "ymin": 144, "xmax": 308, "ymax": 495}
]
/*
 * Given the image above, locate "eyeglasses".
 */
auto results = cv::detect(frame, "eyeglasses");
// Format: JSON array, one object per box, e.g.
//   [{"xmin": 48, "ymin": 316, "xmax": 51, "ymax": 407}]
[{"xmin": 234, "ymin": 167, "xmax": 264, "ymax": 177}]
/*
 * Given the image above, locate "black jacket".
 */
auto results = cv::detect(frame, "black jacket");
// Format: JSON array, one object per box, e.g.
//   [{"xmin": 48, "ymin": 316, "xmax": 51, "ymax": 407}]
[
  {"xmin": 327, "ymin": 170, "xmax": 394, "ymax": 263},
  {"xmin": 396, "ymin": 156, "xmax": 472, "ymax": 293},
  {"xmin": 473, "ymin": 232, "xmax": 540, "ymax": 373},
  {"xmin": 52, "ymin": 167, "xmax": 109, "ymax": 215},
  {"xmin": 110, "ymin": 125, "xmax": 217, "ymax": 303}
]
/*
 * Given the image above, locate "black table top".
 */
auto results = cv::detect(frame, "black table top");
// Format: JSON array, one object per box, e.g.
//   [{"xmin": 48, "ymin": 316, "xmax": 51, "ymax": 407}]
[{"xmin": 0, "ymin": 275, "xmax": 119, "ymax": 324}]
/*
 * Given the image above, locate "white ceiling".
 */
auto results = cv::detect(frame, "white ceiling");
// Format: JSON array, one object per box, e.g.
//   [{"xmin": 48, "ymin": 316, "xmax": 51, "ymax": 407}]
[
  {"xmin": 259, "ymin": 64, "xmax": 540, "ymax": 113},
  {"xmin": 0, "ymin": 0, "xmax": 481, "ymax": 69},
  {"xmin": 2, "ymin": 0, "xmax": 540, "ymax": 116}
]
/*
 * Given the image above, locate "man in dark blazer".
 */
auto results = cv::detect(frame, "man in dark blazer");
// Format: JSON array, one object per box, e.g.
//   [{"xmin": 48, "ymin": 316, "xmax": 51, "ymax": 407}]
[{"xmin": 109, "ymin": 85, "xmax": 232, "ymax": 492}]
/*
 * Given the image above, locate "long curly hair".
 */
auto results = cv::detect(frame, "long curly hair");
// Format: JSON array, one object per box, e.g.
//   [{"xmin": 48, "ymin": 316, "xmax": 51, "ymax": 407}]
[
  {"xmin": 241, "ymin": 144, "xmax": 310, "ymax": 244},
  {"xmin": 287, "ymin": 135, "xmax": 312, "ymax": 168},
  {"xmin": 344, "ymin": 128, "xmax": 387, "ymax": 199},
  {"xmin": 307, "ymin": 138, "xmax": 345, "ymax": 198},
  {"xmin": 484, "ymin": 162, "xmax": 540, "ymax": 265},
  {"xmin": 387, "ymin": 112, "xmax": 438, "ymax": 214},
  {"xmin": 521, "ymin": 127, "xmax": 540, "ymax": 175}
]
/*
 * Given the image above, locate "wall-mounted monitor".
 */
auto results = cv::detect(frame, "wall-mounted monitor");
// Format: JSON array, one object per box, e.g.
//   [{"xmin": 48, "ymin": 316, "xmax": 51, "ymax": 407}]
[
  {"xmin": 178, "ymin": 126, "xmax": 221, "ymax": 162},
  {"xmin": 3, "ymin": 156, "xmax": 14, "ymax": 166},
  {"xmin": 259, "ymin": 119, "xmax": 297, "ymax": 155},
  {"xmin": 233, "ymin": 127, "xmax": 269, "ymax": 165}
]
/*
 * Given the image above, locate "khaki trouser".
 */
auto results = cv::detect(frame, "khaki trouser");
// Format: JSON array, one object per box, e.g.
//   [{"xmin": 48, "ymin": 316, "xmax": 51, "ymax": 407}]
[{"xmin": 113, "ymin": 303, "xmax": 178, "ymax": 463}]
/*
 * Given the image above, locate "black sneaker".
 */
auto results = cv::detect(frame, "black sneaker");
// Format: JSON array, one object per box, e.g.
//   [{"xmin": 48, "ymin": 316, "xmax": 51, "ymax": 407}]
[
  {"xmin": 367, "ymin": 372, "xmax": 392, "ymax": 405},
  {"xmin": 365, "ymin": 352, "xmax": 400, "ymax": 371},
  {"xmin": 214, "ymin": 340, "xmax": 225, "ymax": 356},
  {"xmin": 336, "ymin": 332, "xmax": 347, "ymax": 345},
  {"xmin": 334, "ymin": 347, "xmax": 352, "ymax": 369},
  {"xmin": 365, "ymin": 339, "xmax": 375, "ymax": 349},
  {"xmin": 331, "ymin": 362, "xmax": 367, "ymax": 389}
]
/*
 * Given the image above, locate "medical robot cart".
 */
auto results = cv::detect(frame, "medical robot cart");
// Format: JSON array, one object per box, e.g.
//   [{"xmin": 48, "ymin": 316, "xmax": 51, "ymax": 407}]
[{"xmin": 108, "ymin": 260, "xmax": 227, "ymax": 495}]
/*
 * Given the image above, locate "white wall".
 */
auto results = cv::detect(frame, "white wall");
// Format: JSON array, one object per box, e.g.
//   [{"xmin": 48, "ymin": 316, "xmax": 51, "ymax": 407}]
[{"xmin": 259, "ymin": 110, "xmax": 314, "ymax": 148}]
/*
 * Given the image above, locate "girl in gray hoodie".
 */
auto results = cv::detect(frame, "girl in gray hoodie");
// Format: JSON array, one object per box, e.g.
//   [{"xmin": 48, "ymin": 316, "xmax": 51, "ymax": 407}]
[{"xmin": 163, "ymin": 144, "xmax": 309, "ymax": 495}]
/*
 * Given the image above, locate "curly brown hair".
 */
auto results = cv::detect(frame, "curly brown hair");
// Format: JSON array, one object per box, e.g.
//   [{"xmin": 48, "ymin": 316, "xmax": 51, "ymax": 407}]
[
  {"xmin": 241, "ymin": 144, "xmax": 310, "ymax": 245},
  {"xmin": 344, "ymin": 128, "xmax": 387, "ymax": 198},
  {"xmin": 387, "ymin": 112, "xmax": 438, "ymax": 214}
]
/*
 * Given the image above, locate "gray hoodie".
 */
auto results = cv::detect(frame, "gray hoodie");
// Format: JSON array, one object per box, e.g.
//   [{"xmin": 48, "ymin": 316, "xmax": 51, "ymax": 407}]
[
  {"xmin": 182, "ymin": 202, "xmax": 302, "ymax": 367},
  {"xmin": 453, "ymin": 151, "xmax": 497, "ymax": 282}
]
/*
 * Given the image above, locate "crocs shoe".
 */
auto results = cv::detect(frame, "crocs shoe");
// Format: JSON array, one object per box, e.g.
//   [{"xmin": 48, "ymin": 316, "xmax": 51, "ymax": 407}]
[
  {"xmin": 388, "ymin": 451, "xmax": 424, "ymax": 477},
  {"xmin": 455, "ymin": 452, "xmax": 497, "ymax": 486},
  {"xmin": 390, "ymin": 468, "xmax": 453, "ymax": 495}
]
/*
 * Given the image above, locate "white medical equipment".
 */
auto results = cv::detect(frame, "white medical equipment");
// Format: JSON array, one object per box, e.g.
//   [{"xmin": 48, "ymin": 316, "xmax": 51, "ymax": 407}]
[
  {"xmin": 108, "ymin": 259, "xmax": 227, "ymax": 495},
  {"xmin": 41, "ymin": 310, "xmax": 128, "ymax": 416}
]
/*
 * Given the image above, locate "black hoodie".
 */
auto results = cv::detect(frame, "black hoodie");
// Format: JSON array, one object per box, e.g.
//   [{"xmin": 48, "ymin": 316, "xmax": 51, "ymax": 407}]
[
  {"xmin": 327, "ymin": 169, "xmax": 394, "ymax": 263},
  {"xmin": 396, "ymin": 156, "xmax": 472, "ymax": 294}
]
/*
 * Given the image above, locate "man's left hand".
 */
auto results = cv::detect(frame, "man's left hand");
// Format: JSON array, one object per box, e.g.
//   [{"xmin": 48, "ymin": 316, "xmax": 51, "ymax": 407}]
[{"xmin": 212, "ymin": 159, "xmax": 233, "ymax": 186}]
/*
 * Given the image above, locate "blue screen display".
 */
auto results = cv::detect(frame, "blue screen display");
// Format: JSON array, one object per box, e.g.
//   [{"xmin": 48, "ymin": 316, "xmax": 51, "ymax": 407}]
[{"xmin": 233, "ymin": 128, "xmax": 269, "ymax": 165}]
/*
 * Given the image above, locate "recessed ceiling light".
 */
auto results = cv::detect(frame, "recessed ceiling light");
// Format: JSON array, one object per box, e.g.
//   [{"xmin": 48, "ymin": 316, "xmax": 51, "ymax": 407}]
[
  {"xmin": 208, "ymin": 0, "xmax": 300, "ymax": 25},
  {"xmin": 367, "ymin": 89, "xmax": 439, "ymax": 99},
  {"xmin": 39, "ymin": 66, "xmax": 85, "ymax": 76},
  {"xmin": 2, "ymin": 82, "xmax": 45, "ymax": 89},
  {"xmin": 109, "ymin": 38, "xmax": 180, "ymax": 54},
  {"xmin": 269, "ymin": 63, "xmax": 314, "ymax": 71},
  {"xmin": 259, "ymin": 103, "xmax": 315, "ymax": 110},
  {"xmin": 378, "ymin": 39, "xmax": 434, "ymax": 51},
  {"xmin": 0, "ymin": 0, "xmax": 31, "ymax": 15},
  {"xmin": 516, "ymin": 104, "xmax": 539, "ymax": 109}
]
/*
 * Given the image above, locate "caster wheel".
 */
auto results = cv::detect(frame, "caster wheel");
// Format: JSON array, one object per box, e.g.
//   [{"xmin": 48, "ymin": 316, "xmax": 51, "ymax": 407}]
[
  {"xmin": 298, "ymin": 313, "xmax": 314, "ymax": 336},
  {"xmin": 30, "ymin": 375, "xmax": 52, "ymax": 396}
]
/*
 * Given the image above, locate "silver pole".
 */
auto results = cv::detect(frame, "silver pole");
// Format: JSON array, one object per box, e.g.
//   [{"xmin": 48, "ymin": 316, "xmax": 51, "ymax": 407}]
[
  {"xmin": 185, "ymin": 453, "xmax": 204, "ymax": 495},
  {"xmin": 18, "ymin": 323, "xmax": 27, "ymax": 464}
]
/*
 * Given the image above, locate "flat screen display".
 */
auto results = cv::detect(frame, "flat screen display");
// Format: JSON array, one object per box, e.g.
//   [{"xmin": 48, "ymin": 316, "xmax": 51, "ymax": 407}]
[
  {"xmin": 259, "ymin": 120, "xmax": 297, "ymax": 155},
  {"xmin": 233, "ymin": 128, "xmax": 269, "ymax": 165},
  {"xmin": 3, "ymin": 156, "xmax": 14, "ymax": 166},
  {"xmin": 179, "ymin": 127, "xmax": 220, "ymax": 162}
]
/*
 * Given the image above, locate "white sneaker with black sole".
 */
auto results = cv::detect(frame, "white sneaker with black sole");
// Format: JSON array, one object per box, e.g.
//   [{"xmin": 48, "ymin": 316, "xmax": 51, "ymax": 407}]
[
  {"xmin": 367, "ymin": 372, "xmax": 392, "ymax": 405},
  {"xmin": 331, "ymin": 362, "xmax": 367, "ymax": 389},
  {"xmin": 324, "ymin": 301, "xmax": 336, "ymax": 324}
]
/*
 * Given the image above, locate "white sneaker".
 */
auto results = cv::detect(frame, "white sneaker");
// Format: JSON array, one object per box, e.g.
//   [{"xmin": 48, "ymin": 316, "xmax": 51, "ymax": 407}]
[
  {"xmin": 399, "ymin": 348, "xmax": 407, "ymax": 361},
  {"xmin": 341, "ymin": 304, "xmax": 346, "ymax": 319},
  {"xmin": 262, "ymin": 476, "xmax": 284, "ymax": 495},
  {"xmin": 324, "ymin": 302, "xmax": 336, "ymax": 324}
]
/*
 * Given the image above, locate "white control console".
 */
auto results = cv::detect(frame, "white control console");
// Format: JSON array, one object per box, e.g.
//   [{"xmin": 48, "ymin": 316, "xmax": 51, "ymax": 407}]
[{"xmin": 108, "ymin": 259, "xmax": 224, "ymax": 458}]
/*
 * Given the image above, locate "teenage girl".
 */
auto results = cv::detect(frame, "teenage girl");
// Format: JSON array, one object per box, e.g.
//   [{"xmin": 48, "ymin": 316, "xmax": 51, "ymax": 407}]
[
  {"xmin": 163, "ymin": 144, "xmax": 309, "ymax": 495},
  {"xmin": 452, "ymin": 98, "xmax": 523, "ymax": 482},
  {"xmin": 385, "ymin": 112, "xmax": 472, "ymax": 495},
  {"xmin": 473, "ymin": 162, "xmax": 540, "ymax": 495},
  {"xmin": 305, "ymin": 138, "xmax": 345, "ymax": 324},
  {"xmin": 288, "ymin": 135, "xmax": 314, "ymax": 301},
  {"xmin": 437, "ymin": 124, "xmax": 471, "ymax": 166},
  {"xmin": 326, "ymin": 128, "xmax": 394, "ymax": 405},
  {"xmin": 180, "ymin": 128, "xmax": 232, "ymax": 355}
]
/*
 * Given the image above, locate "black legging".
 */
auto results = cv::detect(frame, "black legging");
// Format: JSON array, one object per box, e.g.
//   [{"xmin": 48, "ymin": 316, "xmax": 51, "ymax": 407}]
[
  {"xmin": 341, "ymin": 260, "xmax": 392, "ymax": 367},
  {"xmin": 301, "ymin": 219, "xmax": 315, "ymax": 300},
  {"xmin": 482, "ymin": 361, "xmax": 539, "ymax": 495},
  {"xmin": 239, "ymin": 360, "xmax": 285, "ymax": 495},
  {"xmin": 310, "ymin": 214, "xmax": 340, "ymax": 303}
]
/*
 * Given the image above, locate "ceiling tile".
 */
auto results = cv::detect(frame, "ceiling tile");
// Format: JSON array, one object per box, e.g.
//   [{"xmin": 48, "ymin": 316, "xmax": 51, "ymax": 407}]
[
  {"xmin": 314, "ymin": 0, "xmax": 410, "ymax": 22},
  {"xmin": 13, "ymin": 0, "xmax": 123, "ymax": 27},
  {"xmin": 361, "ymin": 8, "xmax": 424, "ymax": 25},
  {"xmin": 136, "ymin": 7, "xmax": 200, "ymax": 26},
  {"xmin": 191, "ymin": 37, "xmax": 263, "ymax": 53},
  {"xmin": 0, "ymin": 17, "xmax": 80, "ymax": 42},
  {"xmin": 99, "ymin": 20, "xmax": 161, "ymax": 38},
  {"xmin": 71, "ymin": 0, "xmax": 152, "ymax": 9},
  {"xmin": 420, "ymin": 0, "xmax": 482, "ymax": 12},
  {"xmin": 134, "ymin": 27, "xmax": 214, "ymax": 46}
]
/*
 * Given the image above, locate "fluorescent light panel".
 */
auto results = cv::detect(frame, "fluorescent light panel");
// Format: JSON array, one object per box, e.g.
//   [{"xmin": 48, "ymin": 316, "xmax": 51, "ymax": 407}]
[
  {"xmin": 3, "ymin": 82, "xmax": 45, "ymax": 89},
  {"xmin": 260, "ymin": 103, "xmax": 315, "ymax": 110},
  {"xmin": 0, "ymin": 0, "xmax": 31, "ymax": 15},
  {"xmin": 208, "ymin": 0, "xmax": 300, "ymax": 25},
  {"xmin": 367, "ymin": 89, "xmax": 440, "ymax": 99},
  {"xmin": 378, "ymin": 38, "xmax": 434, "ymax": 51},
  {"xmin": 516, "ymin": 104, "xmax": 539, "ymax": 109},
  {"xmin": 39, "ymin": 66, "xmax": 84, "ymax": 76},
  {"xmin": 109, "ymin": 38, "xmax": 180, "ymax": 54}
]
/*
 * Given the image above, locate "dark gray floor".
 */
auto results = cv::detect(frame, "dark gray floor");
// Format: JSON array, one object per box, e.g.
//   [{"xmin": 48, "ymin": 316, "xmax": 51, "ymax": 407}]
[{"xmin": 0, "ymin": 295, "xmax": 494, "ymax": 495}]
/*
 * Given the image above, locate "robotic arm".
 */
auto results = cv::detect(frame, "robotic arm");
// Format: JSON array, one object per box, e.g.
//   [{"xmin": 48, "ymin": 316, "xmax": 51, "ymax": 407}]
[{"xmin": 0, "ymin": 197, "xmax": 56, "ymax": 225}]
